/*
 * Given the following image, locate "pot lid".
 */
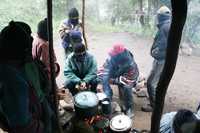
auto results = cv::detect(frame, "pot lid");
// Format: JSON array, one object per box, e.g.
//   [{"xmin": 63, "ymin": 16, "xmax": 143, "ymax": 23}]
[
  {"xmin": 74, "ymin": 91, "xmax": 99, "ymax": 108},
  {"xmin": 96, "ymin": 92, "xmax": 107, "ymax": 101},
  {"xmin": 110, "ymin": 114, "xmax": 132, "ymax": 131}
]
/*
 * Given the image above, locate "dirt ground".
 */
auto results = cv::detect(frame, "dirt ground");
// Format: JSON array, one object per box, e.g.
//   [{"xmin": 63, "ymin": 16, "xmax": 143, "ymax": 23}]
[{"xmin": 54, "ymin": 30, "xmax": 200, "ymax": 131}]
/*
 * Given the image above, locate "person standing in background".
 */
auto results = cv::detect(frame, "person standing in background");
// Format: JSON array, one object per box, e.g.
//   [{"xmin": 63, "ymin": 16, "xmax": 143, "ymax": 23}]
[
  {"xmin": 59, "ymin": 8, "xmax": 83, "ymax": 57},
  {"xmin": 32, "ymin": 18, "xmax": 60, "ymax": 79},
  {"xmin": 141, "ymin": 6, "xmax": 171, "ymax": 112}
]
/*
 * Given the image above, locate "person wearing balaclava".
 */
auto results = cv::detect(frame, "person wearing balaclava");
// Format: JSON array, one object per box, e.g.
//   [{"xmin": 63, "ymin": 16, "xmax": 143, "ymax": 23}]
[
  {"xmin": 59, "ymin": 7, "xmax": 83, "ymax": 57},
  {"xmin": 32, "ymin": 18, "xmax": 60, "ymax": 79},
  {"xmin": 141, "ymin": 6, "xmax": 171, "ymax": 112},
  {"xmin": 62, "ymin": 43, "xmax": 98, "ymax": 96}
]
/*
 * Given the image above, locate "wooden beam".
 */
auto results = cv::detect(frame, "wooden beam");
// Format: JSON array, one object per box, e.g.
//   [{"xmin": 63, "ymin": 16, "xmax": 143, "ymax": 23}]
[{"xmin": 47, "ymin": 0, "xmax": 62, "ymax": 132}]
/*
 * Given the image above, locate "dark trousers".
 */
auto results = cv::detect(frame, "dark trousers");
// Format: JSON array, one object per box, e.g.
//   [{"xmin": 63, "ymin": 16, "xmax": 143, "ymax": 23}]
[{"xmin": 147, "ymin": 59, "xmax": 165, "ymax": 107}]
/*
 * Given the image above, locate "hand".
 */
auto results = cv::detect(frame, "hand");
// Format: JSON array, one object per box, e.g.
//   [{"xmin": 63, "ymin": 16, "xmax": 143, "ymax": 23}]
[
  {"xmin": 120, "ymin": 76, "xmax": 129, "ymax": 84},
  {"xmin": 151, "ymin": 47, "xmax": 159, "ymax": 55},
  {"xmin": 57, "ymin": 87, "xmax": 67, "ymax": 100},
  {"xmin": 109, "ymin": 79, "xmax": 114, "ymax": 84},
  {"xmin": 80, "ymin": 82, "xmax": 87, "ymax": 90},
  {"xmin": 75, "ymin": 84, "xmax": 80, "ymax": 90},
  {"xmin": 97, "ymin": 84, "xmax": 103, "ymax": 92},
  {"xmin": 120, "ymin": 76, "xmax": 136, "ymax": 86},
  {"xmin": 79, "ymin": 22, "xmax": 83, "ymax": 27}
]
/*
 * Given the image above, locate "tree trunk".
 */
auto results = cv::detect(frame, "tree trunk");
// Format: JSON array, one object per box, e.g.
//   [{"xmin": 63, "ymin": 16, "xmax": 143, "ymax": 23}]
[
  {"xmin": 95, "ymin": 0, "xmax": 100, "ymax": 23},
  {"xmin": 139, "ymin": 0, "xmax": 145, "ymax": 26},
  {"xmin": 150, "ymin": 0, "xmax": 188, "ymax": 133},
  {"xmin": 153, "ymin": 0, "xmax": 159, "ymax": 13},
  {"xmin": 146, "ymin": 0, "xmax": 152, "ymax": 26}
]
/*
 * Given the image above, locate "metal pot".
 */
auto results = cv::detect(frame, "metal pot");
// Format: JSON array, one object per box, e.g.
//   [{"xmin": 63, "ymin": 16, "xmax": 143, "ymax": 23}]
[
  {"xmin": 74, "ymin": 91, "xmax": 99, "ymax": 118},
  {"xmin": 110, "ymin": 114, "xmax": 132, "ymax": 133},
  {"xmin": 96, "ymin": 92, "xmax": 112, "ymax": 115}
]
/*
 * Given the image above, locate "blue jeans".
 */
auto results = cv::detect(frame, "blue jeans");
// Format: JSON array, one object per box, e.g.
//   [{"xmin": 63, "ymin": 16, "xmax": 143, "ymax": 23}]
[
  {"xmin": 147, "ymin": 59, "xmax": 165, "ymax": 107},
  {"xmin": 102, "ymin": 76, "xmax": 133, "ymax": 110}
]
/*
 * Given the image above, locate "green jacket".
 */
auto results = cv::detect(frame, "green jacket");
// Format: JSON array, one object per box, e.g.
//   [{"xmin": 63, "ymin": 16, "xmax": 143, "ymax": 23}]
[{"xmin": 64, "ymin": 52, "xmax": 97, "ymax": 84}]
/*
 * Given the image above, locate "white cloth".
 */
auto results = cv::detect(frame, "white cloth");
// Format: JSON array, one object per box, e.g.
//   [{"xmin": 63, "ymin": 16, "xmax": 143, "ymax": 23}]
[
  {"xmin": 160, "ymin": 112, "xmax": 177, "ymax": 133},
  {"xmin": 196, "ymin": 108, "xmax": 200, "ymax": 119}
]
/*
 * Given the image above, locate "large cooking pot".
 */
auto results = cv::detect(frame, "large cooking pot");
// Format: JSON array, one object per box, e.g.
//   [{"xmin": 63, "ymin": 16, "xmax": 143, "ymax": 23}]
[
  {"xmin": 74, "ymin": 91, "xmax": 99, "ymax": 118},
  {"xmin": 110, "ymin": 114, "xmax": 132, "ymax": 133}
]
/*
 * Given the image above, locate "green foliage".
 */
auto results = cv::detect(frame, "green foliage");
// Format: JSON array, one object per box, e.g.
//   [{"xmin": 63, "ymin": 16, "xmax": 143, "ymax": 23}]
[
  {"xmin": 0, "ymin": 0, "xmax": 200, "ymax": 46},
  {"xmin": 106, "ymin": 0, "xmax": 137, "ymax": 22},
  {"xmin": 183, "ymin": 0, "xmax": 200, "ymax": 45},
  {"xmin": 0, "ymin": 0, "xmax": 46, "ymax": 32}
]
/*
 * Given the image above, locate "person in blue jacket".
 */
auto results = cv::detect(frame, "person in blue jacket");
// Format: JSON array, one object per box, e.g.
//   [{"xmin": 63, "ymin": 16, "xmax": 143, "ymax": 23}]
[
  {"xmin": 99, "ymin": 43, "xmax": 139, "ymax": 118},
  {"xmin": 142, "ymin": 6, "xmax": 172, "ymax": 112},
  {"xmin": 59, "ymin": 8, "xmax": 83, "ymax": 57}
]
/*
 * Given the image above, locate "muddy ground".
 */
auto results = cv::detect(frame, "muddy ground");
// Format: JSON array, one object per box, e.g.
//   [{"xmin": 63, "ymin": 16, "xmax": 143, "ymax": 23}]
[{"xmin": 54, "ymin": 30, "xmax": 200, "ymax": 131}]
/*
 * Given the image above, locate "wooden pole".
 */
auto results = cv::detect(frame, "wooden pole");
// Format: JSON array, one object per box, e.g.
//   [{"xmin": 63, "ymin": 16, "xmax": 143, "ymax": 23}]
[
  {"xmin": 82, "ymin": 0, "xmax": 88, "ymax": 49},
  {"xmin": 47, "ymin": 0, "xmax": 62, "ymax": 132},
  {"xmin": 150, "ymin": 0, "xmax": 187, "ymax": 133}
]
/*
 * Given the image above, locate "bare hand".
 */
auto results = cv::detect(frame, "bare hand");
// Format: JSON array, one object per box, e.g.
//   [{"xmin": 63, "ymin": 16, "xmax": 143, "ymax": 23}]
[
  {"xmin": 80, "ymin": 82, "xmax": 87, "ymax": 90},
  {"xmin": 57, "ymin": 88, "xmax": 67, "ymax": 100},
  {"xmin": 109, "ymin": 79, "xmax": 115, "ymax": 84},
  {"xmin": 75, "ymin": 84, "xmax": 80, "ymax": 90},
  {"xmin": 97, "ymin": 84, "xmax": 103, "ymax": 92}
]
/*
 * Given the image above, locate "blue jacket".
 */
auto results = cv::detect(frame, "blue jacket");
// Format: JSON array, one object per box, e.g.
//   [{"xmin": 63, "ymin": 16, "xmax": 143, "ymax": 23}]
[
  {"xmin": 151, "ymin": 13, "xmax": 171, "ymax": 60},
  {"xmin": 101, "ymin": 50, "xmax": 139, "ymax": 86}
]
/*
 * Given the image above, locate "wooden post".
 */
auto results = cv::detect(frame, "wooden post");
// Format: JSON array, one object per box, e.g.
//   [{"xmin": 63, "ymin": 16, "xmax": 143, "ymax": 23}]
[
  {"xmin": 47, "ymin": 0, "xmax": 62, "ymax": 132},
  {"xmin": 150, "ymin": 0, "xmax": 187, "ymax": 133},
  {"xmin": 82, "ymin": 0, "xmax": 88, "ymax": 49}
]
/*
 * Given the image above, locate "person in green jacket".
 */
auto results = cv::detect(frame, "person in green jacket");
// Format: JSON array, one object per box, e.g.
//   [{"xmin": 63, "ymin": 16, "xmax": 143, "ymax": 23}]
[
  {"xmin": 0, "ymin": 21, "xmax": 57, "ymax": 133},
  {"xmin": 63, "ymin": 43, "xmax": 98, "ymax": 95}
]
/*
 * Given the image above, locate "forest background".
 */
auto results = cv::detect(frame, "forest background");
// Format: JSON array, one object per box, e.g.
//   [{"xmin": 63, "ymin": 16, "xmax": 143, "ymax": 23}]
[{"xmin": 1, "ymin": 0, "xmax": 200, "ymax": 51}]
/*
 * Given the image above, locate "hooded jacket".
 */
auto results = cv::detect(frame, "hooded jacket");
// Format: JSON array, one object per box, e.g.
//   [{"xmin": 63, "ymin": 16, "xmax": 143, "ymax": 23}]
[
  {"xmin": 99, "ymin": 47, "xmax": 139, "ymax": 87},
  {"xmin": 151, "ymin": 13, "xmax": 171, "ymax": 60}
]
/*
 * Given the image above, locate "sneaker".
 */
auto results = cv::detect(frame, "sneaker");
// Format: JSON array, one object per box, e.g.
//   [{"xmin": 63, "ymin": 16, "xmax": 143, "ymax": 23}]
[
  {"xmin": 125, "ymin": 108, "xmax": 134, "ymax": 118},
  {"xmin": 141, "ymin": 104, "xmax": 153, "ymax": 112}
]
